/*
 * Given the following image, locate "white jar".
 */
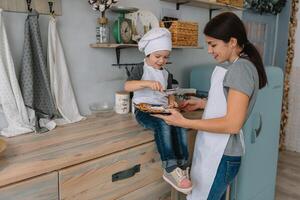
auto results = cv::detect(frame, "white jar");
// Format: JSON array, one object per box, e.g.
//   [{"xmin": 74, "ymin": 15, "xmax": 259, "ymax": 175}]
[{"xmin": 115, "ymin": 91, "xmax": 130, "ymax": 114}]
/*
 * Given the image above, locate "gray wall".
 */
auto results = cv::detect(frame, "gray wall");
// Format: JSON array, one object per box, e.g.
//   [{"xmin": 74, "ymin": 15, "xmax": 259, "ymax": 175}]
[
  {"xmin": 2, "ymin": 0, "xmax": 218, "ymax": 116},
  {"xmin": 1, "ymin": 0, "xmax": 239, "ymax": 118}
]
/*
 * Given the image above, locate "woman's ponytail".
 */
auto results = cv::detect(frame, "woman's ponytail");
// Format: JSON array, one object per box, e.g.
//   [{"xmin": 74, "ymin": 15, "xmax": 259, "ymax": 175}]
[{"xmin": 242, "ymin": 42, "xmax": 267, "ymax": 88}]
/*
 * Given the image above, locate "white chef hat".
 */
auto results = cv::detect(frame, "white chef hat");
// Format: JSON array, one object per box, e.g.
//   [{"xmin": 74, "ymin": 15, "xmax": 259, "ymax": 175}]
[{"xmin": 138, "ymin": 27, "xmax": 172, "ymax": 56}]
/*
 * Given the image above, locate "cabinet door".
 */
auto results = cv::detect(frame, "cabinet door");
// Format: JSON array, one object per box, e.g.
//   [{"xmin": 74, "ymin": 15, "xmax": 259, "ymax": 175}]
[
  {"xmin": 242, "ymin": 10, "xmax": 277, "ymax": 66},
  {"xmin": 117, "ymin": 178, "xmax": 171, "ymax": 200},
  {"xmin": 0, "ymin": 172, "xmax": 58, "ymax": 200},
  {"xmin": 230, "ymin": 67, "xmax": 283, "ymax": 200},
  {"xmin": 59, "ymin": 142, "xmax": 168, "ymax": 200}
]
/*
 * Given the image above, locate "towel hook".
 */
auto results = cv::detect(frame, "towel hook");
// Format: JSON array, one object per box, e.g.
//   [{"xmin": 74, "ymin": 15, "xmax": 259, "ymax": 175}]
[
  {"xmin": 26, "ymin": 0, "xmax": 32, "ymax": 12},
  {"xmin": 48, "ymin": 1, "xmax": 55, "ymax": 15}
]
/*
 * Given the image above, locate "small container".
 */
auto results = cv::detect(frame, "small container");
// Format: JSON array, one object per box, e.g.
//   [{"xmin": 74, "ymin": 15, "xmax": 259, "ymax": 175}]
[
  {"xmin": 96, "ymin": 17, "xmax": 110, "ymax": 43},
  {"xmin": 89, "ymin": 102, "xmax": 114, "ymax": 118},
  {"xmin": 115, "ymin": 91, "xmax": 130, "ymax": 114}
]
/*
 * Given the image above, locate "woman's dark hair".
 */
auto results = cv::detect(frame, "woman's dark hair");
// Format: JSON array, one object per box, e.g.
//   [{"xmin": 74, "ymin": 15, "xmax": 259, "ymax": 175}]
[{"xmin": 204, "ymin": 12, "xmax": 267, "ymax": 89}]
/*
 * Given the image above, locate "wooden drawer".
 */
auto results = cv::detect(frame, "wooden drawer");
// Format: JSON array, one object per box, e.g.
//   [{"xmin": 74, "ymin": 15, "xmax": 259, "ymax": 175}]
[
  {"xmin": 0, "ymin": 172, "xmax": 58, "ymax": 200},
  {"xmin": 59, "ymin": 142, "xmax": 168, "ymax": 200},
  {"xmin": 118, "ymin": 178, "xmax": 171, "ymax": 200}
]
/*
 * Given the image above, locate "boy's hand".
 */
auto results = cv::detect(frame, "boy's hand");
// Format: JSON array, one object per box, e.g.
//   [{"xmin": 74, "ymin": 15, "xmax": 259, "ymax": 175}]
[{"xmin": 147, "ymin": 80, "xmax": 164, "ymax": 92}]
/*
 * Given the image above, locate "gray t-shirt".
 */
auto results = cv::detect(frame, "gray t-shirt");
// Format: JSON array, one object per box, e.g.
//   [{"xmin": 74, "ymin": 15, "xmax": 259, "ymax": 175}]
[{"xmin": 222, "ymin": 58, "xmax": 259, "ymax": 156}]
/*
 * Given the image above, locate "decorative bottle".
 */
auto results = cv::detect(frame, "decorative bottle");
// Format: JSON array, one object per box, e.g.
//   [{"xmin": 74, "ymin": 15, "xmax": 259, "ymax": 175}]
[{"xmin": 96, "ymin": 17, "xmax": 109, "ymax": 43}]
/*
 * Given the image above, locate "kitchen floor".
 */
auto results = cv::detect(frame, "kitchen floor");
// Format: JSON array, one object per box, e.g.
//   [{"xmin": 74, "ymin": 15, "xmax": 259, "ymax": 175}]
[{"xmin": 276, "ymin": 150, "xmax": 300, "ymax": 200}]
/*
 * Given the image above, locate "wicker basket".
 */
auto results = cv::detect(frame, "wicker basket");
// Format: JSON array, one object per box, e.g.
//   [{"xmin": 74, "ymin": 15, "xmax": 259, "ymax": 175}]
[
  {"xmin": 160, "ymin": 21, "xmax": 198, "ymax": 46},
  {"xmin": 216, "ymin": 0, "xmax": 244, "ymax": 7}
]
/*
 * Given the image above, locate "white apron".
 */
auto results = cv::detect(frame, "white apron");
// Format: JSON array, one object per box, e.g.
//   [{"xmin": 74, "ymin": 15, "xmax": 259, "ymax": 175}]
[
  {"xmin": 132, "ymin": 62, "xmax": 169, "ymax": 106},
  {"xmin": 187, "ymin": 66, "xmax": 244, "ymax": 200}
]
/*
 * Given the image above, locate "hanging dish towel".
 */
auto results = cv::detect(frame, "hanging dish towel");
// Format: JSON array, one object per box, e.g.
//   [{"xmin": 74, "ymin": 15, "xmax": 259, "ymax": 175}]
[
  {"xmin": 0, "ymin": 9, "xmax": 33, "ymax": 137},
  {"xmin": 19, "ymin": 10, "xmax": 58, "ymax": 132},
  {"xmin": 48, "ymin": 16, "xmax": 85, "ymax": 125}
]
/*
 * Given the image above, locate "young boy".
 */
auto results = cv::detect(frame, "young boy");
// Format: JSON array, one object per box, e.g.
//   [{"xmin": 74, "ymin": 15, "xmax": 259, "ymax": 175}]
[{"xmin": 124, "ymin": 28, "xmax": 192, "ymax": 194}]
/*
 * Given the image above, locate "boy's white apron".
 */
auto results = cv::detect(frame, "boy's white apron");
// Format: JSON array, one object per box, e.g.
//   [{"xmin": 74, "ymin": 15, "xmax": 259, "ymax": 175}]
[
  {"xmin": 133, "ymin": 62, "xmax": 169, "ymax": 106},
  {"xmin": 187, "ymin": 66, "xmax": 244, "ymax": 200}
]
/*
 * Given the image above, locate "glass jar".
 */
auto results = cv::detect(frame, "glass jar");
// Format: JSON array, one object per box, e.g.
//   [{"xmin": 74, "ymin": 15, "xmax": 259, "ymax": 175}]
[{"xmin": 96, "ymin": 17, "xmax": 109, "ymax": 43}]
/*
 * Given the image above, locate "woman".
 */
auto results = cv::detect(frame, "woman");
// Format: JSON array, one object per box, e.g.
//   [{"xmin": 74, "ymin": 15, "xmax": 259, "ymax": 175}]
[{"xmin": 154, "ymin": 12, "xmax": 267, "ymax": 200}]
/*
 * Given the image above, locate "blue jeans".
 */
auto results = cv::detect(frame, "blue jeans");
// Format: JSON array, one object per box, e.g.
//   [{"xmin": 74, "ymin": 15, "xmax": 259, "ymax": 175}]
[
  {"xmin": 135, "ymin": 109, "xmax": 189, "ymax": 170},
  {"xmin": 207, "ymin": 155, "xmax": 241, "ymax": 200}
]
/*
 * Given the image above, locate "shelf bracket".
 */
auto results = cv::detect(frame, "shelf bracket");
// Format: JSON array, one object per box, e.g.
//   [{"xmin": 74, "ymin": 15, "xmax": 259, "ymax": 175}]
[
  {"xmin": 115, "ymin": 48, "xmax": 121, "ymax": 65},
  {"xmin": 176, "ymin": 1, "xmax": 190, "ymax": 10},
  {"xmin": 209, "ymin": 8, "xmax": 221, "ymax": 20}
]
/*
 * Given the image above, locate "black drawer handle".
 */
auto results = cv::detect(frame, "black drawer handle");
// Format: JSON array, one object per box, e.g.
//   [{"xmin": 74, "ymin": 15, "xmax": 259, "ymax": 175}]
[{"xmin": 112, "ymin": 164, "xmax": 141, "ymax": 182}]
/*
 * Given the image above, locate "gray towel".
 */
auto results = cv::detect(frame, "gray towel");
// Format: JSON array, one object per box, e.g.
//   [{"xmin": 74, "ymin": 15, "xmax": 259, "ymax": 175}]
[{"xmin": 19, "ymin": 10, "xmax": 58, "ymax": 130}]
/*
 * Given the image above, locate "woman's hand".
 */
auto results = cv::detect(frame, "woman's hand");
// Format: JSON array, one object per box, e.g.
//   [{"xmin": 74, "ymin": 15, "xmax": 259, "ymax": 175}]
[
  {"xmin": 168, "ymin": 95, "xmax": 178, "ymax": 108},
  {"xmin": 152, "ymin": 109, "xmax": 188, "ymax": 128},
  {"xmin": 168, "ymin": 101, "xmax": 178, "ymax": 109},
  {"xmin": 179, "ymin": 98, "xmax": 207, "ymax": 112}
]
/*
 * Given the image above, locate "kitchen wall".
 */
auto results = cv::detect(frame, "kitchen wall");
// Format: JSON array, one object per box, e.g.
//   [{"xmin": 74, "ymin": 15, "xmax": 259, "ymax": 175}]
[
  {"xmin": 285, "ymin": 2, "xmax": 300, "ymax": 152},
  {"xmin": 1, "ymin": 0, "xmax": 228, "ymax": 119}
]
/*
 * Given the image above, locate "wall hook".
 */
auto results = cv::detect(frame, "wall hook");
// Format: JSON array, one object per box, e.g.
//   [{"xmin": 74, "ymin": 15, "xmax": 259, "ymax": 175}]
[
  {"xmin": 48, "ymin": 1, "xmax": 55, "ymax": 15},
  {"xmin": 26, "ymin": 0, "xmax": 32, "ymax": 12}
]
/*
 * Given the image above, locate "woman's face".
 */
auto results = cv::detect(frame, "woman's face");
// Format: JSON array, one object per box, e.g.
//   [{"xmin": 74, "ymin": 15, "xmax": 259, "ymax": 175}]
[
  {"xmin": 205, "ymin": 35, "xmax": 237, "ymax": 63},
  {"xmin": 146, "ymin": 50, "xmax": 170, "ymax": 69}
]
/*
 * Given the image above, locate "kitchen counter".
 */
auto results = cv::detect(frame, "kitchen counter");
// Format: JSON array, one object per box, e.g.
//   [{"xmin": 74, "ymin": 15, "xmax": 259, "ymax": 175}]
[
  {"xmin": 0, "ymin": 113, "xmax": 154, "ymax": 188},
  {"xmin": 0, "ymin": 111, "xmax": 203, "ymax": 199}
]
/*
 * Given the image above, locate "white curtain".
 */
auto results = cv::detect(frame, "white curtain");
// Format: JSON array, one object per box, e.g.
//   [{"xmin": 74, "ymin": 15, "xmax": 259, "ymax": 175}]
[{"xmin": 0, "ymin": 9, "xmax": 33, "ymax": 137}]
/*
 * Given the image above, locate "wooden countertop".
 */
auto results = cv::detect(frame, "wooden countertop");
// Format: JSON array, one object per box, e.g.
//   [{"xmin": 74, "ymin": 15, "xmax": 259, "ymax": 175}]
[
  {"xmin": 0, "ymin": 114, "xmax": 153, "ymax": 188},
  {"xmin": 0, "ymin": 111, "xmax": 203, "ymax": 188}
]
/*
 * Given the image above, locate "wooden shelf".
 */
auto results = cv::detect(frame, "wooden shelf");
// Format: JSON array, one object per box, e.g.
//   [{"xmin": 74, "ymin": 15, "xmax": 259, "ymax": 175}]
[
  {"xmin": 160, "ymin": 0, "xmax": 243, "ymax": 10},
  {"xmin": 90, "ymin": 43, "xmax": 138, "ymax": 48},
  {"xmin": 90, "ymin": 43, "xmax": 203, "ymax": 49}
]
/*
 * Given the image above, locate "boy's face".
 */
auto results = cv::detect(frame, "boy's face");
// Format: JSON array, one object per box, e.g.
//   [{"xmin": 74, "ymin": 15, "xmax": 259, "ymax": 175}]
[{"xmin": 146, "ymin": 50, "xmax": 170, "ymax": 69}]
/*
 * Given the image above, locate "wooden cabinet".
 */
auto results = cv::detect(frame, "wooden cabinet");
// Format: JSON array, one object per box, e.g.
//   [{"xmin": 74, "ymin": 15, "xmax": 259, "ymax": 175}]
[
  {"xmin": 0, "ymin": 114, "xmax": 171, "ymax": 199},
  {"xmin": 0, "ymin": 112, "xmax": 202, "ymax": 199},
  {"xmin": 59, "ymin": 142, "xmax": 166, "ymax": 200},
  {"xmin": 0, "ymin": 172, "xmax": 58, "ymax": 200}
]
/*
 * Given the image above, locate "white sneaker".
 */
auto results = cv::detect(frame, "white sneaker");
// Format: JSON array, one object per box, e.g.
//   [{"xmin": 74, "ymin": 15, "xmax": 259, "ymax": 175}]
[
  {"xmin": 163, "ymin": 167, "xmax": 192, "ymax": 194},
  {"xmin": 183, "ymin": 167, "xmax": 190, "ymax": 180}
]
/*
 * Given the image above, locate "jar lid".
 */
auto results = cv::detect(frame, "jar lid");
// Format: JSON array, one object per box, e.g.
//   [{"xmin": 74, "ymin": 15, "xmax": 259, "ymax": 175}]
[
  {"xmin": 98, "ymin": 17, "xmax": 108, "ymax": 24},
  {"xmin": 116, "ymin": 91, "xmax": 129, "ymax": 95}
]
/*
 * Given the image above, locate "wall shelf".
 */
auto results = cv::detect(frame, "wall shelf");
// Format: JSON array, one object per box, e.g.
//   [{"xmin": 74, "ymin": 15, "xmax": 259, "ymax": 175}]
[
  {"xmin": 160, "ymin": 0, "xmax": 243, "ymax": 19},
  {"xmin": 90, "ymin": 43, "xmax": 203, "ymax": 66},
  {"xmin": 90, "ymin": 43, "xmax": 203, "ymax": 73},
  {"xmin": 160, "ymin": 0, "xmax": 243, "ymax": 10},
  {"xmin": 89, "ymin": 43, "xmax": 203, "ymax": 49}
]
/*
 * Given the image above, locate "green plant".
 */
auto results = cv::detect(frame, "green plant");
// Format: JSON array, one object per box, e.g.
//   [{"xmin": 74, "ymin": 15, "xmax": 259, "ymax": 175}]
[{"xmin": 245, "ymin": 0, "xmax": 287, "ymax": 15}]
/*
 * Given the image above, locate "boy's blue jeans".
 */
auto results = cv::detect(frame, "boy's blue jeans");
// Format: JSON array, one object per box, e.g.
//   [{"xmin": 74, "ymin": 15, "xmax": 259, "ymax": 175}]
[
  {"xmin": 207, "ymin": 155, "xmax": 241, "ymax": 200},
  {"xmin": 135, "ymin": 109, "xmax": 189, "ymax": 170}
]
